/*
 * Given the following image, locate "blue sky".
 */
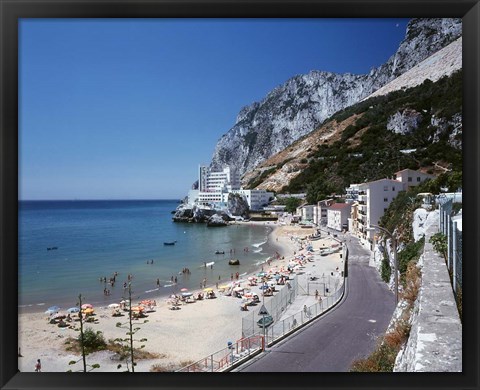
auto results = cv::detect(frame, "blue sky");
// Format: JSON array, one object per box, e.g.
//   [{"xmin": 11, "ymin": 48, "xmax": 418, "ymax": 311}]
[{"xmin": 19, "ymin": 18, "xmax": 409, "ymax": 200}]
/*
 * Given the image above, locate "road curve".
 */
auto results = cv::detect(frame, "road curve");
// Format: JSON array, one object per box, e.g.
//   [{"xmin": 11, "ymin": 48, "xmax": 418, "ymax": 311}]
[{"xmin": 237, "ymin": 234, "xmax": 395, "ymax": 372}]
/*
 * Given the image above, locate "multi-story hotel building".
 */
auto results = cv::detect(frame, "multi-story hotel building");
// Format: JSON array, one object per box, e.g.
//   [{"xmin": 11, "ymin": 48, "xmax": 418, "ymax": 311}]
[{"xmin": 188, "ymin": 165, "xmax": 272, "ymax": 211}]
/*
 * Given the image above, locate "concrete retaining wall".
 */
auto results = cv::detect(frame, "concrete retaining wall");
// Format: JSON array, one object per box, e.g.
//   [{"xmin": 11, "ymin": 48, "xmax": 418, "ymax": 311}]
[{"xmin": 394, "ymin": 210, "xmax": 462, "ymax": 372}]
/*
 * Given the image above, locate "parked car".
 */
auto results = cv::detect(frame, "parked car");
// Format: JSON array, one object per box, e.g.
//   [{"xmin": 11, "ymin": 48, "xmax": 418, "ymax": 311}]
[{"xmin": 257, "ymin": 315, "xmax": 274, "ymax": 328}]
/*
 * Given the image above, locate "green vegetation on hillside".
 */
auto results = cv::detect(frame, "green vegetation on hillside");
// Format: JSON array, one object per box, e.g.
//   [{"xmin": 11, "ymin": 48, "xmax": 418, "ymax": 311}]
[{"xmin": 281, "ymin": 71, "xmax": 462, "ymax": 203}]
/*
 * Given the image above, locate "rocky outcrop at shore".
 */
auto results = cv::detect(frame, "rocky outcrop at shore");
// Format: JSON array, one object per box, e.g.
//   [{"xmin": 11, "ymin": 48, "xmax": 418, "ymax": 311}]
[
  {"xmin": 173, "ymin": 205, "xmax": 232, "ymax": 225},
  {"xmin": 172, "ymin": 205, "xmax": 217, "ymax": 223},
  {"xmin": 206, "ymin": 214, "xmax": 229, "ymax": 227},
  {"xmin": 173, "ymin": 195, "xmax": 250, "ymax": 225},
  {"xmin": 227, "ymin": 193, "xmax": 250, "ymax": 219}
]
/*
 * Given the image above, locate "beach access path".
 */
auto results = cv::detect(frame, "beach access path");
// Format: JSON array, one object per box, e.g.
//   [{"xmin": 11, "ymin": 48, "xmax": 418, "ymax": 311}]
[{"xmin": 18, "ymin": 222, "xmax": 342, "ymax": 372}]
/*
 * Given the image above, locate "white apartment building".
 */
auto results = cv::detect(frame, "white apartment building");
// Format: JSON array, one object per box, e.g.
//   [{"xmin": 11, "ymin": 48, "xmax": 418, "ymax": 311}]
[
  {"xmin": 315, "ymin": 199, "xmax": 335, "ymax": 226},
  {"xmin": 345, "ymin": 169, "xmax": 434, "ymax": 246},
  {"xmin": 327, "ymin": 203, "xmax": 352, "ymax": 231},
  {"xmin": 394, "ymin": 169, "xmax": 434, "ymax": 189},
  {"xmin": 347, "ymin": 178, "xmax": 406, "ymax": 245},
  {"xmin": 296, "ymin": 204, "xmax": 316, "ymax": 223}
]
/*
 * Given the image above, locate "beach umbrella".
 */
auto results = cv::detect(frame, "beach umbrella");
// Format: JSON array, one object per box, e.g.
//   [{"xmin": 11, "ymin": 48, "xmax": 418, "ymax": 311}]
[
  {"xmin": 82, "ymin": 308, "xmax": 94, "ymax": 315},
  {"xmin": 45, "ymin": 305, "xmax": 61, "ymax": 315},
  {"xmin": 131, "ymin": 306, "xmax": 144, "ymax": 312},
  {"xmin": 203, "ymin": 288, "xmax": 213, "ymax": 292},
  {"xmin": 218, "ymin": 285, "xmax": 229, "ymax": 290},
  {"xmin": 108, "ymin": 303, "xmax": 120, "ymax": 309},
  {"xmin": 257, "ymin": 272, "xmax": 267, "ymax": 277},
  {"xmin": 247, "ymin": 277, "xmax": 256, "ymax": 281},
  {"xmin": 67, "ymin": 307, "xmax": 80, "ymax": 313},
  {"xmin": 181, "ymin": 292, "xmax": 192, "ymax": 297},
  {"xmin": 180, "ymin": 288, "xmax": 189, "ymax": 292},
  {"xmin": 51, "ymin": 312, "xmax": 66, "ymax": 319},
  {"xmin": 233, "ymin": 286, "xmax": 244, "ymax": 292},
  {"xmin": 81, "ymin": 303, "xmax": 93, "ymax": 309}
]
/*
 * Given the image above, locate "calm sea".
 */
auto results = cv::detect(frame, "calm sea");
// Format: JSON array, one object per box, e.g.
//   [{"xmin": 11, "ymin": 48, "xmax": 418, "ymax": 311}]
[{"xmin": 19, "ymin": 200, "xmax": 278, "ymax": 312}]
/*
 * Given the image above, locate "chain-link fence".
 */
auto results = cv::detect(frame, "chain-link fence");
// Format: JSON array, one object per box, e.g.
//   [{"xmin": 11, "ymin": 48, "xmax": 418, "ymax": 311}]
[
  {"xmin": 262, "ymin": 279, "xmax": 345, "ymax": 347},
  {"xmin": 241, "ymin": 276, "xmax": 298, "ymax": 338},
  {"xmin": 438, "ymin": 198, "xmax": 462, "ymax": 296}
]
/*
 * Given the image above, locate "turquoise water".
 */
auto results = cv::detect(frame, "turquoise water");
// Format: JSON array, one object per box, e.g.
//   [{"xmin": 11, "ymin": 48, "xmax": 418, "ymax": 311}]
[{"xmin": 19, "ymin": 200, "xmax": 278, "ymax": 312}]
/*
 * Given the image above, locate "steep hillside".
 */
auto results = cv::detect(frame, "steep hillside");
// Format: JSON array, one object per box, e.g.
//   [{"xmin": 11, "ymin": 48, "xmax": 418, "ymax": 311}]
[
  {"xmin": 243, "ymin": 36, "xmax": 462, "ymax": 193},
  {"xmin": 244, "ymin": 70, "xmax": 462, "ymax": 203},
  {"xmin": 208, "ymin": 18, "xmax": 461, "ymax": 178}
]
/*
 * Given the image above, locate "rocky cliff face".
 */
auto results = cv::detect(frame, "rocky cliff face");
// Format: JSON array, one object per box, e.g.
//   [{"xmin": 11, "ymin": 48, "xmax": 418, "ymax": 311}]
[{"xmin": 209, "ymin": 18, "xmax": 461, "ymax": 177}]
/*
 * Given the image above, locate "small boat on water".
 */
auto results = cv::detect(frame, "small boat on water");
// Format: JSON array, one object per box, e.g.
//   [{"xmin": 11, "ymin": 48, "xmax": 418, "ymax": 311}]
[
  {"xmin": 47, "ymin": 247, "xmax": 58, "ymax": 251},
  {"xmin": 215, "ymin": 250, "xmax": 225, "ymax": 255},
  {"xmin": 229, "ymin": 259, "xmax": 240, "ymax": 266},
  {"xmin": 164, "ymin": 241, "xmax": 176, "ymax": 246}
]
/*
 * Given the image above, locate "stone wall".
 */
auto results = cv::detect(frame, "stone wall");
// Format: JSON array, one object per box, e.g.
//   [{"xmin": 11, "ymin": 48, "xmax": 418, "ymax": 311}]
[{"xmin": 394, "ymin": 210, "xmax": 462, "ymax": 371}]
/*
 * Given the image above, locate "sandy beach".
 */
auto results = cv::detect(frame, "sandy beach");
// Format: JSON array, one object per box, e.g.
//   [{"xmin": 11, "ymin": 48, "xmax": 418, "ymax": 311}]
[{"xmin": 18, "ymin": 222, "xmax": 343, "ymax": 372}]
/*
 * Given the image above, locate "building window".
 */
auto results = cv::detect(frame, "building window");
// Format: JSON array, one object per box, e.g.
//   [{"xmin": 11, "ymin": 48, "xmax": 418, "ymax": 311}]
[
  {"xmin": 384, "ymin": 208, "xmax": 387, "ymax": 212},
  {"xmin": 384, "ymin": 197, "xmax": 388, "ymax": 202},
  {"xmin": 417, "ymin": 177, "xmax": 421, "ymax": 182},
  {"xmin": 384, "ymin": 186, "xmax": 388, "ymax": 191},
  {"xmin": 392, "ymin": 187, "xmax": 395, "ymax": 191},
  {"xmin": 408, "ymin": 177, "xmax": 412, "ymax": 182}
]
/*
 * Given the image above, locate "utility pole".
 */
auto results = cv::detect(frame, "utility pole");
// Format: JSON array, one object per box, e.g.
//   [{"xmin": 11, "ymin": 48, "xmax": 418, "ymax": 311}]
[{"xmin": 370, "ymin": 224, "xmax": 398, "ymax": 305}]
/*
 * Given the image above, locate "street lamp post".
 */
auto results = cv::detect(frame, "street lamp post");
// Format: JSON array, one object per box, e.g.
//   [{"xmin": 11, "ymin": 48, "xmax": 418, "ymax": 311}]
[{"xmin": 370, "ymin": 224, "xmax": 398, "ymax": 305}]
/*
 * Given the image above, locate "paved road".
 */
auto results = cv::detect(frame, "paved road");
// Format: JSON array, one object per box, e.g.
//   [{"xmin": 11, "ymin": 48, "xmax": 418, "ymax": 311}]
[{"xmin": 236, "ymin": 234, "xmax": 395, "ymax": 372}]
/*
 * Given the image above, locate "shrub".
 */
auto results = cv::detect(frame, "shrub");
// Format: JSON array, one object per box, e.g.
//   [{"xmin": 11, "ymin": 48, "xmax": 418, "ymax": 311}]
[
  {"xmin": 429, "ymin": 233, "xmax": 447, "ymax": 261},
  {"xmin": 78, "ymin": 328, "xmax": 107, "ymax": 353},
  {"xmin": 381, "ymin": 252, "xmax": 391, "ymax": 283}
]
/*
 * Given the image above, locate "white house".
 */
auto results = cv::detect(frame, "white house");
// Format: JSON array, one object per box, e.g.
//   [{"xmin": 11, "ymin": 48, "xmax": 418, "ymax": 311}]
[
  {"xmin": 327, "ymin": 203, "xmax": 351, "ymax": 231},
  {"xmin": 394, "ymin": 168, "xmax": 434, "ymax": 189}
]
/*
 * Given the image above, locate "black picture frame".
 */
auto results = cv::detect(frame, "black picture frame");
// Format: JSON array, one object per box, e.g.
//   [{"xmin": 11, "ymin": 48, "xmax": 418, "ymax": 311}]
[{"xmin": 1, "ymin": 1, "xmax": 478, "ymax": 389}]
